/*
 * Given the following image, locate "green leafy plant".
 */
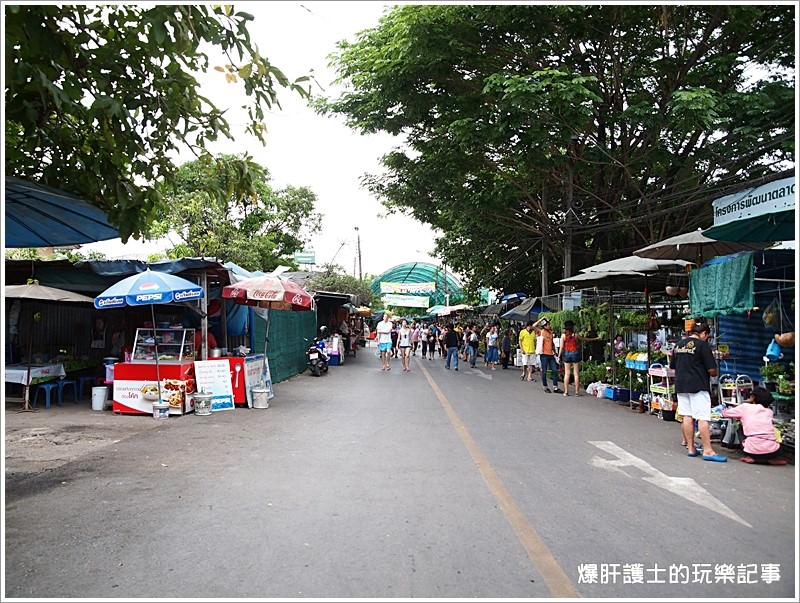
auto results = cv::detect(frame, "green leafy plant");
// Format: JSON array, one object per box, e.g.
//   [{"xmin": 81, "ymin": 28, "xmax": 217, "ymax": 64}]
[{"xmin": 760, "ymin": 363, "xmax": 786, "ymax": 382}]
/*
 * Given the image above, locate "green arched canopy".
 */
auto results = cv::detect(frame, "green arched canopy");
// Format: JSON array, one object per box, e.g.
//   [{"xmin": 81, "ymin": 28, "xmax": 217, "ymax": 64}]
[{"xmin": 370, "ymin": 262, "xmax": 463, "ymax": 307}]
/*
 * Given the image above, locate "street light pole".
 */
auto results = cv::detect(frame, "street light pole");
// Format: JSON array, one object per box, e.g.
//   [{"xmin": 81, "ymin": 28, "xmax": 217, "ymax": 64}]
[{"xmin": 354, "ymin": 226, "xmax": 362, "ymax": 281}]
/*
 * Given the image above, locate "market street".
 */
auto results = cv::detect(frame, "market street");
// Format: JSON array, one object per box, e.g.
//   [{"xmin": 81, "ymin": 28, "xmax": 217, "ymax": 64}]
[{"xmin": 4, "ymin": 351, "xmax": 796, "ymax": 599}]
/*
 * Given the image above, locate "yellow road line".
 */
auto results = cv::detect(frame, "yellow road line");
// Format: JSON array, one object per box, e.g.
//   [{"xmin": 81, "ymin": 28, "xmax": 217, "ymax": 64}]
[{"xmin": 418, "ymin": 360, "xmax": 580, "ymax": 598}]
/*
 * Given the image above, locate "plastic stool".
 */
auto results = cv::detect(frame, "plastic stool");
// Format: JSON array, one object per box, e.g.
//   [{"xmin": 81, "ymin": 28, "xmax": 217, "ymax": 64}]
[
  {"xmin": 33, "ymin": 382, "xmax": 62, "ymax": 409},
  {"xmin": 60, "ymin": 379, "xmax": 79, "ymax": 403},
  {"xmin": 78, "ymin": 375, "xmax": 98, "ymax": 398}
]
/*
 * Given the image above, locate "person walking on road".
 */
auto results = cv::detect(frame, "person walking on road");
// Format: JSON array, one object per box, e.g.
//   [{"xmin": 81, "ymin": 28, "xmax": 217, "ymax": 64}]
[
  {"xmin": 376, "ymin": 313, "xmax": 394, "ymax": 371},
  {"xmin": 500, "ymin": 328, "xmax": 513, "ymax": 369},
  {"xmin": 397, "ymin": 319, "xmax": 413, "ymax": 372},
  {"xmin": 533, "ymin": 316, "xmax": 561, "ymax": 393},
  {"xmin": 425, "ymin": 325, "xmax": 437, "ymax": 361},
  {"xmin": 485, "ymin": 324, "xmax": 500, "ymax": 370},
  {"xmin": 671, "ymin": 320, "xmax": 726, "ymax": 462},
  {"xmin": 557, "ymin": 320, "xmax": 600, "ymax": 396},
  {"xmin": 466, "ymin": 324, "xmax": 479, "ymax": 368},
  {"xmin": 518, "ymin": 320, "xmax": 537, "ymax": 381},
  {"xmin": 443, "ymin": 324, "xmax": 460, "ymax": 371},
  {"xmin": 410, "ymin": 322, "xmax": 420, "ymax": 356}
]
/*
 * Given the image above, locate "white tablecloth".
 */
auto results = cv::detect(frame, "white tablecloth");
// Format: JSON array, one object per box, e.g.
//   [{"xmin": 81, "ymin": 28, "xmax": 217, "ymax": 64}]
[{"xmin": 4, "ymin": 364, "xmax": 66, "ymax": 385}]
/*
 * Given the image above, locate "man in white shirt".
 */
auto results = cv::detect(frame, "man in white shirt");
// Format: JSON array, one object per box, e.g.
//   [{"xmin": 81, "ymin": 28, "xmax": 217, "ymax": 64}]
[{"xmin": 375, "ymin": 313, "xmax": 394, "ymax": 371}]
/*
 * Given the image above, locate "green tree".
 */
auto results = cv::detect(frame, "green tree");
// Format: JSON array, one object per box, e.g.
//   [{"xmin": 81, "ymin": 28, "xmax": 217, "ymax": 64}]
[
  {"xmin": 319, "ymin": 4, "xmax": 794, "ymax": 294},
  {"xmin": 4, "ymin": 248, "xmax": 41, "ymax": 260},
  {"xmin": 5, "ymin": 4, "xmax": 311, "ymax": 241},
  {"xmin": 307, "ymin": 263, "xmax": 375, "ymax": 306},
  {"xmin": 151, "ymin": 154, "xmax": 322, "ymax": 273}
]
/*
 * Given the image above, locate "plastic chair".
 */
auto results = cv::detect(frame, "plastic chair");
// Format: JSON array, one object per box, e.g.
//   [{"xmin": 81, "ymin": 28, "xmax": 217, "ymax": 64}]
[
  {"xmin": 78, "ymin": 375, "xmax": 99, "ymax": 398},
  {"xmin": 59, "ymin": 378, "xmax": 79, "ymax": 403},
  {"xmin": 33, "ymin": 382, "xmax": 62, "ymax": 409}
]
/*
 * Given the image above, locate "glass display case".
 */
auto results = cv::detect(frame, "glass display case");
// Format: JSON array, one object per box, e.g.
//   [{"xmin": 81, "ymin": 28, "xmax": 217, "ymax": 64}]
[{"xmin": 131, "ymin": 328, "xmax": 195, "ymax": 363}]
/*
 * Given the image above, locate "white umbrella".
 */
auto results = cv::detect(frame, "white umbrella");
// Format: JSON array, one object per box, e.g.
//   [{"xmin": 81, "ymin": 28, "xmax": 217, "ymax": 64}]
[
  {"xmin": 634, "ymin": 228, "xmax": 770, "ymax": 263},
  {"xmin": 581, "ymin": 255, "xmax": 691, "ymax": 274},
  {"xmin": 556, "ymin": 268, "xmax": 665, "ymax": 385},
  {"xmin": 5, "ymin": 282, "xmax": 95, "ymax": 412}
]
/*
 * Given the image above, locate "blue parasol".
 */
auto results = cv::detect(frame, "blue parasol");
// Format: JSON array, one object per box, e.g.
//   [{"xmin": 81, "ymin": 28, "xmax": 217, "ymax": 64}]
[
  {"xmin": 94, "ymin": 269, "xmax": 204, "ymax": 399},
  {"xmin": 5, "ymin": 177, "xmax": 120, "ymax": 247}
]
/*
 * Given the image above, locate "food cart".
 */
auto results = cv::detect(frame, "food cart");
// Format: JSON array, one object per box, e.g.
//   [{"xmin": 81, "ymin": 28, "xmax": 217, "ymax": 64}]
[{"xmin": 112, "ymin": 327, "xmax": 197, "ymax": 415}]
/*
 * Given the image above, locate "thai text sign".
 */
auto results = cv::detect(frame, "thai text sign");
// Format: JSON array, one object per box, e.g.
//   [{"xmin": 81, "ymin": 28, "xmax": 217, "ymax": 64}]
[
  {"xmin": 382, "ymin": 294, "xmax": 429, "ymax": 308},
  {"xmin": 293, "ymin": 250, "xmax": 316, "ymax": 264},
  {"xmin": 380, "ymin": 281, "xmax": 436, "ymax": 294},
  {"xmin": 712, "ymin": 177, "xmax": 794, "ymax": 226}
]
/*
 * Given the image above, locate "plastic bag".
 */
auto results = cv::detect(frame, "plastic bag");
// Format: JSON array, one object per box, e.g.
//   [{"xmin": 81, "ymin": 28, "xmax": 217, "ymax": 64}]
[{"xmin": 763, "ymin": 298, "xmax": 793, "ymax": 331}]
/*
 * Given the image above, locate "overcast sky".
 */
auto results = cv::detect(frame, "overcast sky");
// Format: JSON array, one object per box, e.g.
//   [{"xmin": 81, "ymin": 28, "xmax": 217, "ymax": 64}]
[{"xmin": 82, "ymin": 1, "xmax": 441, "ymax": 278}]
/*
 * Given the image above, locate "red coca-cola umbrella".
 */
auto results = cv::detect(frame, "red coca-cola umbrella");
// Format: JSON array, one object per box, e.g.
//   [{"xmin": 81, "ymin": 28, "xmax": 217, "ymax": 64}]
[
  {"xmin": 221, "ymin": 271, "xmax": 314, "ymax": 406},
  {"xmin": 221, "ymin": 274, "xmax": 313, "ymax": 311}
]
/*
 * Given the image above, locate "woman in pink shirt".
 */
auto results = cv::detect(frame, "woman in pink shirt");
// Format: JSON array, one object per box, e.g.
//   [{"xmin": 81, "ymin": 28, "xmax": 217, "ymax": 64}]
[{"xmin": 721, "ymin": 387, "xmax": 786, "ymax": 465}]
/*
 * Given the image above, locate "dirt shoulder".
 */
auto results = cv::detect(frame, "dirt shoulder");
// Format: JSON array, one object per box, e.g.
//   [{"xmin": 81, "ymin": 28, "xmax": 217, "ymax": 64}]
[{"xmin": 4, "ymin": 396, "xmax": 163, "ymax": 477}]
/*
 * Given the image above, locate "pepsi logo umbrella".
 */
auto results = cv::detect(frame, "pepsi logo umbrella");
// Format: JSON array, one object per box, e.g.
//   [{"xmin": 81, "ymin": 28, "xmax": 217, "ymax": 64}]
[
  {"xmin": 94, "ymin": 269, "xmax": 203, "ymax": 309},
  {"xmin": 221, "ymin": 274, "xmax": 313, "ymax": 311},
  {"xmin": 93, "ymin": 269, "xmax": 204, "ymax": 400}
]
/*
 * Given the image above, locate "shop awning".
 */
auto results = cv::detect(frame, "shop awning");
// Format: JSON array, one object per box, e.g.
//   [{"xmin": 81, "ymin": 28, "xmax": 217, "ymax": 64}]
[{"xmin": 480, "ymin": 303, "xmax": 506, "ymax": 316}]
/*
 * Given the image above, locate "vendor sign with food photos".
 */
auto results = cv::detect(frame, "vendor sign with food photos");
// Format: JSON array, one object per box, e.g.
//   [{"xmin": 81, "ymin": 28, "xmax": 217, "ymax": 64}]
[{"xmin": 112, "ymin": 363, "xmax": 197, "ymax": 415}]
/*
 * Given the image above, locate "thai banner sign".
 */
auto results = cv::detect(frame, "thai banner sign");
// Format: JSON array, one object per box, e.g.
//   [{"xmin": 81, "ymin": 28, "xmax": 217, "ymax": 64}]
[
  {"xmin": 293, "ymin": 250, "xmax": 316, "ymax": 264},
  {"xmin": 382, "ymin": 294, "xmax": 429, "ymax": 308},
  {"xmin": 712, "ymin": 177, "xmax": 795, "ymax": 226},
  {"xmin": 380, "ymin": 281, "xmax": 436, "ymax": 294}
]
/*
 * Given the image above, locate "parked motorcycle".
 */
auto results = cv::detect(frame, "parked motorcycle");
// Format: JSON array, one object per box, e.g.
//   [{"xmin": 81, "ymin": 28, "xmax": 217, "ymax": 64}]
[{"xmin": 307, "ymin": 326, "xmax": 330, "ymax": 377}]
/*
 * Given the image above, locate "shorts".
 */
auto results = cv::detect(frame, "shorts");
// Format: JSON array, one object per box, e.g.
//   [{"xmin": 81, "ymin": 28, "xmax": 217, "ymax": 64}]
[
  {"xmin": 676, "ymin": 391, "xmax": 712, "ymax": 421},
  {"xmin": 521, "ymin": 353, "xmax": 537, "ymax": 366},
  {"xmin": 562, "ymin": 351, "xmax": 581, "ymax": 363},
  {"xmin": 379, "ymin": 342, "xmax": 392, "ymax": 352}
]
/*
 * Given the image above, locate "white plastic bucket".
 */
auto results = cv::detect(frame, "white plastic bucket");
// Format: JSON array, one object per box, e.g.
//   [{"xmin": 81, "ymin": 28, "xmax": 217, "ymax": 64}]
[
  {"xmin": 252, "ymin": 387, "xmax": 270, "ymax": 409},
  {"xmin": 194, "ymin": 392, "xmax": 212, "ymax": 416},
  {"xmin": 91, "ymin": 386, "xmax": 108, "ymax": 411},
  {"xmin": 153, "ymin": 402, "xmax": 169, "ymax": 420}
]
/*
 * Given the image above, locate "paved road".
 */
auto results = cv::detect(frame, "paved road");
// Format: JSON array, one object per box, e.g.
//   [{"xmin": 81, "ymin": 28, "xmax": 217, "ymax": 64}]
[{"xmin": 4, "ymin": 350, "xmax": 796, "ymax": 599}]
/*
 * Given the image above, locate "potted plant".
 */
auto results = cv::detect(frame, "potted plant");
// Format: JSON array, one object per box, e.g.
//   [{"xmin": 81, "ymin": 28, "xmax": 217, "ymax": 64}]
[{"xmin": 759, "ymin": 362, "xmax": 786, "ymax": 391}]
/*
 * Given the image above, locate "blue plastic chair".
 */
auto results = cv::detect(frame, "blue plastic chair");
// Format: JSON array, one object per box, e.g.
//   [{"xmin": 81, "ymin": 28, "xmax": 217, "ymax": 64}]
[
  {"xmin": 78, "ymin": 375, "xmax": 99, "ymax": 398},
  {"xmin": 60, "ymin": 379, "xmax": 79, "ymax": 403},
  {"xmin": 33, "ymin": 382, "xmax": 62, "ymax": 409}
]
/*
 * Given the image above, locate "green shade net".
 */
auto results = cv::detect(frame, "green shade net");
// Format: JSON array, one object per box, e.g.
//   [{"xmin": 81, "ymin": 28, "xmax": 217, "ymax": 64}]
[
  {"xmin": 252, "ymin": 309, "xmax": 317, "ymax": 383},
  {"xmin": 689, "ymin": 252, "xmax": 755, "ymax": 318}
]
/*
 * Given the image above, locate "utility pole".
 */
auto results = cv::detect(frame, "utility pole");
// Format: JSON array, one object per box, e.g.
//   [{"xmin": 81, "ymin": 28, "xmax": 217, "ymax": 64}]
[
  {"xmin": 562, "ymin": 136, "xmax": 578, "ymax": 293},
  {"xmin": 354, "ymin": 226, "xmax": 362, "ymax": 281}
]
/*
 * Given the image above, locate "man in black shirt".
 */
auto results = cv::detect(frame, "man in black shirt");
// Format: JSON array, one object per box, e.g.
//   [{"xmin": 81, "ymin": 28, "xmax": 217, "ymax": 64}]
[
  {"xmin": 671, "ymin": 320, "xmax": 725, "ymax": 462},
  {"xmin": 443, "ymin": 325, "xmax": 461, "ymax": 371}
]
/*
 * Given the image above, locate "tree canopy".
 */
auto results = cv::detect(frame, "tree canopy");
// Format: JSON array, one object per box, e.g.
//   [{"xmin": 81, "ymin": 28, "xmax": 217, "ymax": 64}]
[
  {"xmin": 150, "ymin": 154, "xmax": 322, "ymax": 273},
  {"xmin": 5, "ymin": 4, "xmax": 310, "ymax": 241},
  {"xmin": 307, "ymin": 263, "xmax": 376, "ymax": 307},
  {"xmin": 319, "ymin": 4, "xmax": 795, "ymax": 294}
]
